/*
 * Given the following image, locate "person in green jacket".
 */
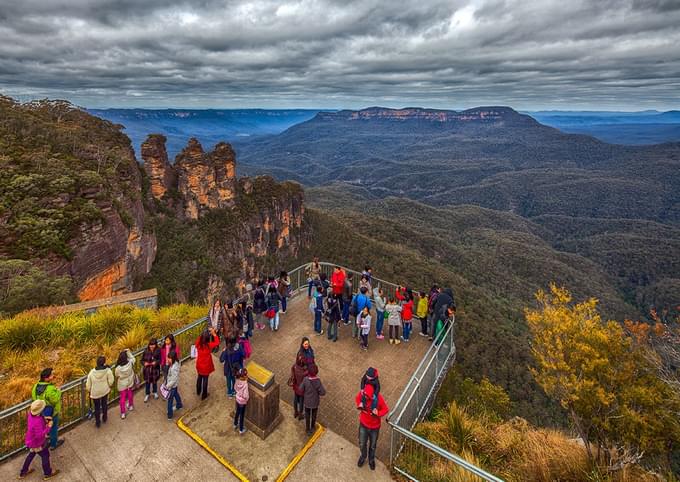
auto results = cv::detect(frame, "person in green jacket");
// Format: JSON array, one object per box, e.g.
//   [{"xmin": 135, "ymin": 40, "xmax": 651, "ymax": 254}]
[{"xmin": 31, "ymin": 368, "xmax": 64, "ymax": 450}]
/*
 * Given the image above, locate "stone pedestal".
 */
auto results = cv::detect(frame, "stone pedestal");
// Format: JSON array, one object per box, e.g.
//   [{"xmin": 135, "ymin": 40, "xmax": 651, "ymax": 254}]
[{"xmin": 244, "ymin": 361, "xmax": 282, "ymax": 439}]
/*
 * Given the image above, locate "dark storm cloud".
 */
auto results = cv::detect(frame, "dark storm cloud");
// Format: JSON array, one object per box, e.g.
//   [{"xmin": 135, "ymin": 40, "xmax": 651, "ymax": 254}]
[{"xmin": 0, "ymin": 0, "xmax": 678, "ymax": 109}]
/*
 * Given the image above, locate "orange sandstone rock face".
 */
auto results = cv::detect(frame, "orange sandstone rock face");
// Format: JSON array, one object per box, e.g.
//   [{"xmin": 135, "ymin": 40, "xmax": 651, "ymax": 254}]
[
  {"xmin": 78, "ymin": 260, "xmax": 126, "ymax": 301},
  {"xmin": 141, "ymin": 134, "xmax": 175, "ymax": 200}
]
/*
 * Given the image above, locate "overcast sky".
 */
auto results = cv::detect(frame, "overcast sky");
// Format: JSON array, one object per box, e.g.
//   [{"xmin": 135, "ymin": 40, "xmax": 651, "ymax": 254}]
[{"xmin": 1, "ymin": 0, "xmax": 679, "ymax": 110}]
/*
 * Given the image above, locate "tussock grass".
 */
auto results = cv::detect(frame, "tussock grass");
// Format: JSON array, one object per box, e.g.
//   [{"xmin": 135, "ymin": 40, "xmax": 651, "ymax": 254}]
[
  {"xmin": 400, "ymin": 402, "xmax": 663, "ymax": 482},
  {"xmin": 0, "ymin": 304, "xmax": 206, "ymax": 409}
]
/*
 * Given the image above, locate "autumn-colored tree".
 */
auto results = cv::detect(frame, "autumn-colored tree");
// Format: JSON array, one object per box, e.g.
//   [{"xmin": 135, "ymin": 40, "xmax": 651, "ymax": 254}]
[{"xmin": 526, "ymin": 284, "xmax": 680, "ymax": 470}]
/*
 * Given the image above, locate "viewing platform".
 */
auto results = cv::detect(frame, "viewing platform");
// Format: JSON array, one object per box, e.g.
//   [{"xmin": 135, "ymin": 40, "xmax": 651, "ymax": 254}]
[{"xmin": 0, "ymin": 263, "xmax": 467, "ymax": 481}]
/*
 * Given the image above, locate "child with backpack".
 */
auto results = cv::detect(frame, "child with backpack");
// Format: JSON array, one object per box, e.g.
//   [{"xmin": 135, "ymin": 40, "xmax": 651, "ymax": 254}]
[
  {"xmin": 233, "ymin": 368, "xmax": 249, "ymax": 435},
  {"xmin": 358, "ymin": 367, "xmax": 381, "ymax": 413}
]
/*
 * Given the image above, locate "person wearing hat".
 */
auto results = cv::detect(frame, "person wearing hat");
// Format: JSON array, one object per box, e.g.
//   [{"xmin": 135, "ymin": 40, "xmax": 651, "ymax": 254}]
[
  {"xmin": 359, "ymin": 367, "xmax": 381, "ymax": 412},
  {"xmin": 355, "ymin": 382, "xmax": 389, "ymax": 471},
  {"xmin": 233, "ymin": 368, "xmax": 250, "ymax": 435},
  {"xmin": 31, "ymin": 367, "xmax": 64, "ymax": 450},
  {"xmin": 19, "ymin": 399, "xmax": 59, "ymax": 479}
]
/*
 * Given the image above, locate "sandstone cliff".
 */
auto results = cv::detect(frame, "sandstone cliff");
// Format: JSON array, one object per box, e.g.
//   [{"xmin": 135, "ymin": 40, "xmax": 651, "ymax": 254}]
[
  {"xmin": 0, "ymin": 97, "xmax": 157, "ymax": 307},
  {"xmin": 141, "ymin": 134, "xmax": 308, "ymax": 303}
]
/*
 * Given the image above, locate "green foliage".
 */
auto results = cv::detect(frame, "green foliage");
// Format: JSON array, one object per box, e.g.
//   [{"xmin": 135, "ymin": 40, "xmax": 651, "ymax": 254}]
[
  {"xmin": 437, "ymin": 368, "xmax": 512, "ymax": 423},
  {"xmin": 143, "ymin": 176, "xmax": 303, "ymax": 305},
  {"xmin": 0, "ymin": 259, "xmax": 76, "ymax": 316},
  {"xmin": 0, "ymin": 96, "xmax": 139, "ymax": 259},
  {"xmin": 0, "ymin": 303, "xmax": 206, "ymax": 409}
]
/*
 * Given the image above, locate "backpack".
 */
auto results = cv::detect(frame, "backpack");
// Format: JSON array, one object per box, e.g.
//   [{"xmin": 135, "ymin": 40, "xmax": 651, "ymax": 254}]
[{"xmin": 349, "ymin": 295, "xmax": 359, "ymax": 317}]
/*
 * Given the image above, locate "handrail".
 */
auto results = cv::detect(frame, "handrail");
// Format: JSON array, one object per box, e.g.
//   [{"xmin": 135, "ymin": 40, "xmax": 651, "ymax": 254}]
[
  {"xmin": 0, "ymin": 315, "xmax": 208, "ymax": 420},
  {"xmin": 390, "ymin": 424, "xmax": 504, "ymax": 482}
]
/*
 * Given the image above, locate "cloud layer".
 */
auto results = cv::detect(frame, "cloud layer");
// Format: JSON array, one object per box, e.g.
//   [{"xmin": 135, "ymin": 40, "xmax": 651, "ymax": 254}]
[{"xmin": 1, "ymin": 0, "xmax": 679, "ymax": 109}]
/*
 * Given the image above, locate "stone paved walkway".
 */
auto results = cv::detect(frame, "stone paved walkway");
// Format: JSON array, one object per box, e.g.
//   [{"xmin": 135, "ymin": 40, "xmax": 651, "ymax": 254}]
[
  {"xmin": 0, "ymin": 365, "xmax": 236, "ymax": 482},
  {"xmin": 248, "ymin": 295, "xmax": 430, "ymax": 463},
  {"xmin": 0, "ymin": 293, "xmax": 429, "ymax": 480}
]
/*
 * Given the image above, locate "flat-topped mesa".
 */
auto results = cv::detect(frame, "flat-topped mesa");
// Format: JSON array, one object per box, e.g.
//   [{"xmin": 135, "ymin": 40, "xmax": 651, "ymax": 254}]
[
  {"xmin": 141, "ymin": 134, "xmax": 175, "ymax": 200},
  {"xmin": 316, "ymin": 106, "xmax": 532, "ymax": 125}
]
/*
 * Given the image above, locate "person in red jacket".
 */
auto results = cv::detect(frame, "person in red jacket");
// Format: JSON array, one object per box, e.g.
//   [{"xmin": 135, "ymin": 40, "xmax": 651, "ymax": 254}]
[
  {"xmin": 401, "ymin": 295, "xmax": 414, "ymax": 342},
  {"xmin": 355, "ymin": 383, "xmax": 389, "ymax": 471},
  {"xmin": 195, "ymin": 327, "xmax": 220, "ymax": 400},
  {"xmin": 330, "ymin": 266, "xmax": 346, "ymax": 298}
]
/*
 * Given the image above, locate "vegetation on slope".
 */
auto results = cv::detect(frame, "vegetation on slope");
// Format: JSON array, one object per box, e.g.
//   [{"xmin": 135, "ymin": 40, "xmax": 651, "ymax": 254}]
[
  {"xmin": 0, "ymin": 96, "xmax": 139, "ymax": 259},
  {"xmin": 0, "ymin": 304, "xmax": 206, "ymax": 409},
  {"xmin": 142, "ymin": 176, "xmax": 305, "ymax": 304}
]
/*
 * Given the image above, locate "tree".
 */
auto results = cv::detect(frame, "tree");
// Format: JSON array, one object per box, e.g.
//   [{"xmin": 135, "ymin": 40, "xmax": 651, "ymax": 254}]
[
  {"xmin": 526, "ymin": 284, "xmax": 680, "ymax": 470},
  {"xmin": 0, "ymin": 259, "xmax": 75, "ymax": 315}
]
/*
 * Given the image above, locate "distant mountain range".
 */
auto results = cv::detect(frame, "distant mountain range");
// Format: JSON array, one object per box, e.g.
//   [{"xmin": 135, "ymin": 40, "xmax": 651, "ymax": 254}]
[
  {"xmin": 88, "ymin": 108, "xmax": 320, "ymax": 158},
  {"xmin": 527, "ymin": 109, "xmax": 680, "ymax": 144},
  {"xmin": 235, "ymin": 106, "xmax": 680, "ymax": 320}
]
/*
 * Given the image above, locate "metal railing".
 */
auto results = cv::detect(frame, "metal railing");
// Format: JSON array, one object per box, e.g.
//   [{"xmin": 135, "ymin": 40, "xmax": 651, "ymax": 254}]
[
  {"xmin": 0, "ymin": 261, "xmax": 317, "ymax": 461},
  {"xmin": 388, "ymin": 315, "xmax": 504, "ymax": 481},
  {"xmin": 0, "ymin": 315, "xmax": 207, "ymax": 462},
  {"xmin": 1, "ymin": 260, "xmax": 499, "ymax": 481}
]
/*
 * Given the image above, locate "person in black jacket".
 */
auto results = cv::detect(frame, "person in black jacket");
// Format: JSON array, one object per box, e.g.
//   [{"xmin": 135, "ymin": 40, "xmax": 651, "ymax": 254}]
[
  {"xmin": 253, "ymin": 280, "xmax": 267, "ymax": 330},
  {"xmin": 430, "ymin": 287, "xmax": 455, "ymax": 341},
  {"xmin": 325, "ymin": 294, "xmax": 341, "ymax": 342}
]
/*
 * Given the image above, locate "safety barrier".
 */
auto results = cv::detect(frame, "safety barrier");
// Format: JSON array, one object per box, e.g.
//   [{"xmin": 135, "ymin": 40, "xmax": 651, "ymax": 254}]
[{"xmin": 387, "ymin": 309, "xmax": 503, "ymax": 481}]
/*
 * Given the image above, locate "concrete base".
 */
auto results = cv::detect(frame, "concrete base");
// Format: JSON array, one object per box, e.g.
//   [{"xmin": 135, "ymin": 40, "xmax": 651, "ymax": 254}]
[
  {"xmin": 181, "ymin": 395, "xmax": 316, "ymax": 482},
  {"xmin": 245, "ymin": 379, "xmax": 283, "ymax": 439}
]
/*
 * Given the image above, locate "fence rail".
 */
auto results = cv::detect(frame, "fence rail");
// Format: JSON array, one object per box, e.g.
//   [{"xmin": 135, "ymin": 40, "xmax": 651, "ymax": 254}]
[{"xmin": 387, "ymin": 307, "xmax": 504, "ymax": 482}]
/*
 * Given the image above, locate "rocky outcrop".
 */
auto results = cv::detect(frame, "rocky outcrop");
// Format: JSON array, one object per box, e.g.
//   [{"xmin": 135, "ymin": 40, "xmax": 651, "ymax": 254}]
[
  {"xmin": 145, "ymin": 137, "xmax": 237, "ymax": 219},
  {"xmin": 141, "ymin": 134, "xmax": 175, "ymax": 200},
  {"xmin": 141, "ymin": 134, "xmax": 309, "ymax": 302}
]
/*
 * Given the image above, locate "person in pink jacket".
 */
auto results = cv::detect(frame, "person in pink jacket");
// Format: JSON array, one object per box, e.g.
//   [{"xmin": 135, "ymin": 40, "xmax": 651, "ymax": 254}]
[
  {"xmin": 233, "ymin": 368, "xmax": 250, "ymax": 435},
  {"xmin": 19, "ymin": 400, "xmax": 59, "ymax": 479}
]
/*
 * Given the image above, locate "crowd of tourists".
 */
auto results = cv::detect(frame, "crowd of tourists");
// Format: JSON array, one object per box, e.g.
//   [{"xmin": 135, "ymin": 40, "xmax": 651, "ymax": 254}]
[
  {"xmin": 21, "ymin": 258, "xmax": 454, "ymax": 478},
  {"xmin": 306, "ymin": 259, "xmax": 456, "ymax": 350}
]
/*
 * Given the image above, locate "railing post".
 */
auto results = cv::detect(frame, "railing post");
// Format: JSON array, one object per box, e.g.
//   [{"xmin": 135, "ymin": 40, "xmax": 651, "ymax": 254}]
[{"xmin": 80, "ymin": 379, "xmax": 86, "ymax": 420}]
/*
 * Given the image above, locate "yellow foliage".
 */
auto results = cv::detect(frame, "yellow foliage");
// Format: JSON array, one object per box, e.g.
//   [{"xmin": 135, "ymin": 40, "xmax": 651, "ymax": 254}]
[
  {"xmin": 525, "ymin": 284, "xmax": 680, "ymax": 465},
  {"xmin": 0, "ymin": 303, "xmax": 206, "ymax": 409}
]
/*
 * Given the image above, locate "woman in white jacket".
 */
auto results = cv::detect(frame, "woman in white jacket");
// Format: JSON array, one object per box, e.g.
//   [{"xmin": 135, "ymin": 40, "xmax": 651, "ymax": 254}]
[
  {"xmin": 86, "ymin": 356, "xmax": 114, "ymax": 428},
  {"xmin": 115, "ymin": 349, "xmax": 136, "ymax": 419}
]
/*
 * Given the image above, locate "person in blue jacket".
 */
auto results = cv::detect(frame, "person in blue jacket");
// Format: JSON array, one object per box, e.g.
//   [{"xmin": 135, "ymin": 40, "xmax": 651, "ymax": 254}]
[
  {"xmin": 313, "ymin": 286, "xmax": 325, "ymax": 335},
  {"xmin": 351, "ymin": 287, "xmax": 372, "ymax": 338},
  {"xmin": 220, "ymin": 337, "xmax": 246, "ymax": 398}
]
